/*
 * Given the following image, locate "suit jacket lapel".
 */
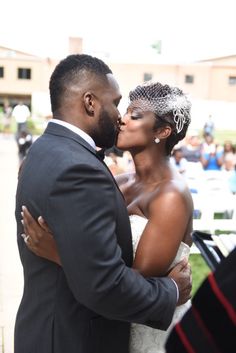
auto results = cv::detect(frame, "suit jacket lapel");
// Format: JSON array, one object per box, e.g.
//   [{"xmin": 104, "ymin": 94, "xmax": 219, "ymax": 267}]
[
  {"xmin": 44, "ymin": 122, "xmax": 125, "ymax": 200},
  {"xmin": 45, "ymin": 122, "xmax": 97, "ymax": 157}
]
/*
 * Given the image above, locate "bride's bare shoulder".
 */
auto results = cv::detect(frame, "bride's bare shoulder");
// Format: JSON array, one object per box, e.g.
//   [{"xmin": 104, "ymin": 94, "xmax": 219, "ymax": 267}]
[{"xmin": 115, "ymin": 172, "xmax": 135, "ymax": 187}]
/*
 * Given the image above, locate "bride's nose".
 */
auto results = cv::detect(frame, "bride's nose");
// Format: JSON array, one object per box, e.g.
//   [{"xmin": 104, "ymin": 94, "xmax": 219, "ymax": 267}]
[{"xmin": 120, "ymin": 113, "xmax": 128, "ymax": 125}]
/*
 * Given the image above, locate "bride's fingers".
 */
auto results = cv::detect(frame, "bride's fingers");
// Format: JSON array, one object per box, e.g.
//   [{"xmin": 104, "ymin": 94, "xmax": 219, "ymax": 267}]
[
  {"xmin": 21, "ymin": 206, "xmax": 41, "ymax": 243},
  {"xmin": 21, "ymin": 233, "xmax": 34, "ymax": 248},
  {"xmin": 38, "ymin": 216, "xmax": 52, "ymax": 234},
  {"xmin": 175, "ymin": 257, "xmax": 189, "ymax": 271},
  {"xmin": 21, "ymin": 233, "xmax": 40, "ymax": 254}
]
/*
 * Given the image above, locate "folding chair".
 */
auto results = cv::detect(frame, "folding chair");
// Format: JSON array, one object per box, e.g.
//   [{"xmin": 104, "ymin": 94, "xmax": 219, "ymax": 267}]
[{"xmin": 191, "ymin": 230, "xmax": 225, "ymax": 271}]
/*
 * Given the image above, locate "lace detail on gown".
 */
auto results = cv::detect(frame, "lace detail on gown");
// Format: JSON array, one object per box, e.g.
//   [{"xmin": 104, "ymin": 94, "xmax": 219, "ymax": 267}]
[{"xmin": 129, "ymin": 215, "xmax": 191, "ymax": 353}]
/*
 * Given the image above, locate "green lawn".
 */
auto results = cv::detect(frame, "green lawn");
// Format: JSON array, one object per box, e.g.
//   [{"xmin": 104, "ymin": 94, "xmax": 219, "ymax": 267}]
[
  {"xmin": 189, "ymin": 253, "xmax": 211, "ymax": 296},
  {"xmin": 214, "ymin": 130, "xmax": 236, "ymax": 144},
  {"xmin": 196, "ymin": 129, "xmax": 236, "ymax": 145}
]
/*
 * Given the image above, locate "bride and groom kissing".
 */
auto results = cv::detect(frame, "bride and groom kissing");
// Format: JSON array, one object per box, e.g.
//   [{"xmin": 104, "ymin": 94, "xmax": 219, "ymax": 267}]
[{"xmin": 15, "ymin": 54, "xmax": 193, "ymax": 353}]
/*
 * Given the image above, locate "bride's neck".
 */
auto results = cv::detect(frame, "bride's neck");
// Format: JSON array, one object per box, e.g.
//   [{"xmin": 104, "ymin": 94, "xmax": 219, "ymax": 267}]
[{"xmin": 131, "ymin": 149, "xmax": 169, "ymax": 183}]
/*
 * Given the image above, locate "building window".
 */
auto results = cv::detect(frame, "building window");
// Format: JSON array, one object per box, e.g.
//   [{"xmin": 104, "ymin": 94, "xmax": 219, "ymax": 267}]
[
  {"xmin": 18, "ymin": 68, "xmax": 31, "ymax": 79},
  {"xmin": 143, "ymin": 73, "xmax": 153, "ymax": 82},
  {"xmin": 185, "ymin": 75, "xmax": 194, "ymax": 84},
  {"xmin": 0, "ymin": 67, "xmax": 4, "ymax": 78},
  {"xmin": 229, "ymin": 76, "xmax": 236, "ymax": 85}
]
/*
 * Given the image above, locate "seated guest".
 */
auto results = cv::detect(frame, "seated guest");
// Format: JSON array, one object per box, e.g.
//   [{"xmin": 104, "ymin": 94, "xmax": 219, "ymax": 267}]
[
  {"xmin": 182, "ymin": 131, "xmax": 202, "ymax": 163},
  {"xmin": 200, "ymin": 133, "xmax": 223, "ymax": 171},
  {"xmin": 170, "ymin": 148, "xmax": 188, "ymax": 177},
  {"xmin": 222, "ymin": 141, "xmax": 236, "ymax": 171}
]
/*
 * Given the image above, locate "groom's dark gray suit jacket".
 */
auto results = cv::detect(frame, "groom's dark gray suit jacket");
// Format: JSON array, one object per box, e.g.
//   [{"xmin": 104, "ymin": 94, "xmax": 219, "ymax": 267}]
[{"xmin": 15, "ymin": 122, "xmax": 177, "ymax": 353}]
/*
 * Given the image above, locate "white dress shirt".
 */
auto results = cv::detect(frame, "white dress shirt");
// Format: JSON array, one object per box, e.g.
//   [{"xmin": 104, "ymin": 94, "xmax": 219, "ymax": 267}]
[{"xmin": 50, "ymin": 119, "xmax": 96, "ymax": 150}]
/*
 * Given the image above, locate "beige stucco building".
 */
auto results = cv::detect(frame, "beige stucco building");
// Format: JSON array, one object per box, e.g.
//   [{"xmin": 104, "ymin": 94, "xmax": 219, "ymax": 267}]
[
  {"xmin": 0, "ymin": 37, "xmax": 235, "ymax": 128},
  {"xmin": 110, "ymin": 56, "xmax": 236, "ymax": 101}
]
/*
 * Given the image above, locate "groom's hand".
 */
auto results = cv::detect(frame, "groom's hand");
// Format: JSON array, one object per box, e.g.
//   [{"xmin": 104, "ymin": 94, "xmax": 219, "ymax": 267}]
[{"xmin": 168, "ymin": 258, "xmax": 192, "ymax": 306}]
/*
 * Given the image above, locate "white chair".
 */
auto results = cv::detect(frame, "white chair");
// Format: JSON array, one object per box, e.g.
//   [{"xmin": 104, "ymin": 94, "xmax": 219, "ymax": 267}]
[{"xmin": 192, "ymin": 193, "xmax": 236, "ymax": 233}]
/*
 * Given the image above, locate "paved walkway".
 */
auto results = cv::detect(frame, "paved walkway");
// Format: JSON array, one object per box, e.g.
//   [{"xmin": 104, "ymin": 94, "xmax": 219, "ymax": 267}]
[{"xmin": 0, "ymin": 134, "xmax": 23, "ymax": 353}]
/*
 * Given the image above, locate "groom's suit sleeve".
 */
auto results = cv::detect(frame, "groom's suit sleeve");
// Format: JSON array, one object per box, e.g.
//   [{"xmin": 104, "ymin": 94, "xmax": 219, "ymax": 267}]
[{"xmin": 45, "ymin": 163, "xmax": 177, "ymax": 330}]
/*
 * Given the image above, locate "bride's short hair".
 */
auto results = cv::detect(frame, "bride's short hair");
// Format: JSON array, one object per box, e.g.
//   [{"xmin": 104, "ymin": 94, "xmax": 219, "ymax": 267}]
[{"xmin": 129, "ymin": 82, "xmax": 191, "ymax": 155}]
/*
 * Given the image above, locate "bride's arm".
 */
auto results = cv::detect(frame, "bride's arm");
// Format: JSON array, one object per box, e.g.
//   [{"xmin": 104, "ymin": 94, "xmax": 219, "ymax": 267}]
[
  {"xmin": 132, "ymin": 187, "xmax": 192, "ymax": 277},
  {"xmin": 21, "ymin": 206, "xmax": 61, "ymax": 265},
  {"xmin": 22, "ymin": 184, "xmax": 192, "ymax": 275},
  {"xmin": 21, "ymin": 172, "xmax": 135, "ymax": 264},
  {"xmin": 20, "ymin": 170, "xmax": 133, "ymax": 263}
]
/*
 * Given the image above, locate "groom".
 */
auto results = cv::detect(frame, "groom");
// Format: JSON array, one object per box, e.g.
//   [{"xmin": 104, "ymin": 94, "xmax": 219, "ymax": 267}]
[{"xmin": 15, "ymin": 54, "xmax": 191, "ymax": 353}]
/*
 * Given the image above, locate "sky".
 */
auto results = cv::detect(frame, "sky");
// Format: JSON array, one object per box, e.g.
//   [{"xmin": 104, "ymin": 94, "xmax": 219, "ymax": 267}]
[{"xmin": 1, "ymin": 0, "xmax": 236, "ymax": 62}]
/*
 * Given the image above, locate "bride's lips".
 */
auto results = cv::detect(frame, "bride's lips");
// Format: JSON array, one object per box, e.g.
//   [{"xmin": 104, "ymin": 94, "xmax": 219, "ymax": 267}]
[
  {"xmin": 116, "ymin": 117, "xmax": 125, "ymax": 133},
  {"xmin": 116, "ymin": 122, "xmax": 121, "ymax": 133}
]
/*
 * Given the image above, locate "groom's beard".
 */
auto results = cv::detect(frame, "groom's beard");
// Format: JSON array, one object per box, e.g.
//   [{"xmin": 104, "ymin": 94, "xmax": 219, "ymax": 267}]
[{"xmin": 95, "ymin": 109, "xmax": 118, "ymax": 149}]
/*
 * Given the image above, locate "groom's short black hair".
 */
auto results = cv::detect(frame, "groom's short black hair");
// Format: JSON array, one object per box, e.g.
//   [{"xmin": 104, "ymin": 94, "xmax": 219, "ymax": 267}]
[{"xmin": 49, "ymin": 54, "xmax": 112, "ymax": 113}]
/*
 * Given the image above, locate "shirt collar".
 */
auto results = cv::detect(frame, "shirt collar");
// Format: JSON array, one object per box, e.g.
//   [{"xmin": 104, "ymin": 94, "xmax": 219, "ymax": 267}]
[{"xmin": 50, "ymin": 119, "xmax": 96, "ymax": 150}]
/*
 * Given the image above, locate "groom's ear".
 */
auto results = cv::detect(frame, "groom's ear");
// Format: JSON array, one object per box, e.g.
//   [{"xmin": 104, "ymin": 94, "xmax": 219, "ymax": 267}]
[{"xmin": 83, "ymin": 92, "xmax": 95, "ymax": 117}]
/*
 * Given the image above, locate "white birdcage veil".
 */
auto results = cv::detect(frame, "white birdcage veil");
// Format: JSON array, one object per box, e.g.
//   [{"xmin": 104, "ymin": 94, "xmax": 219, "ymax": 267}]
[{"xmin": 128, "ymin": 81, "xmax": 191, "ymax": 134}]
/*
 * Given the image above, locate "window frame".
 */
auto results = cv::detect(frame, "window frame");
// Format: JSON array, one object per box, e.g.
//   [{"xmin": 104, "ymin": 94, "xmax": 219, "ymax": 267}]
[
  {"xmin": 185, "ymin": 74, "xmax": 194, "ymax": 84},
  {"xmin": 143, "ymin": 72, "xmax": 153, "ymax": 82},
  {"xmin": 18, "ymin": 68, "xmax": 31, "ymax": 80},
  {"xmin": 228, "ymin": 76, "xmax": 236, "ymax": 86},
  {"xmin": 0, "ymin": 66, "xmax": 4, "ymax": 78}
]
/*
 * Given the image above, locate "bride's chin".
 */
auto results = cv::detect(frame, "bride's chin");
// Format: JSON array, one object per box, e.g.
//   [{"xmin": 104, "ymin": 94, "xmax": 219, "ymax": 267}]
[
  {"xmin": 116, "ymin": 143, "xmax": 125, "ymax": 150},
  {"xmin": 116, "ymin": 138, "xmax": 124, "ymax": 149},
  {"xmin": 116, "ymin": 135, "xmax": 128, "ymax": 150}
]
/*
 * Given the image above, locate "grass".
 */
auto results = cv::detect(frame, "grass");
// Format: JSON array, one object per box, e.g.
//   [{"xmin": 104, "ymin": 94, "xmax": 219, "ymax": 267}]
[
  {"xmin": 0, "ymin": 116, "xmax": 43, "ymax": 135},
  {"xmin": 214, "ymin": 130, "xmax": 236, "ymax": 144},
  {"xmin": 189, "ymin": 253, "xmax": 211, "ymax": 296},
  {"xmin": 196, "ymin": 129, "xmax": 236, "ymax": 145}
]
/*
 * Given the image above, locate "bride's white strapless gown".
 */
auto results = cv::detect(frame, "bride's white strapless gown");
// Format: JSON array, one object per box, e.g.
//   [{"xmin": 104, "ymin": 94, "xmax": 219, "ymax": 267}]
[{"xmin": 129, "ymin": 215, "xmax": 191, "ymax": 353}]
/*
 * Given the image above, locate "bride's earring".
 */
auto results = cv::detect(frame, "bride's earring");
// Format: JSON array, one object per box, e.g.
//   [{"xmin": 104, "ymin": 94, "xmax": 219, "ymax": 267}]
[{"xmin": 154, "ymin": 137, "xmax": 160, "ymax": 144}]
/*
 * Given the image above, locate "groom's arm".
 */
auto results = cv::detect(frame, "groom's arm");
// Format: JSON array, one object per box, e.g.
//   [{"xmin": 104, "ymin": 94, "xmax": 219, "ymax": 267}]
[{"xmin": 46, "ymin": 163, "xmax": 179, "ymax": 329}]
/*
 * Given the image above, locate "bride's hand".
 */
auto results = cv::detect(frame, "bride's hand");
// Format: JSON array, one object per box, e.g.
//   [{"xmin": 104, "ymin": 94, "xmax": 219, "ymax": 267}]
[
  {"xmin": 168, "ymin": 258, "xmax": 192, "ymax": 306},
  {"xmin": 21, "ymin": 206, "xmax": 61, "ymax": 266}
]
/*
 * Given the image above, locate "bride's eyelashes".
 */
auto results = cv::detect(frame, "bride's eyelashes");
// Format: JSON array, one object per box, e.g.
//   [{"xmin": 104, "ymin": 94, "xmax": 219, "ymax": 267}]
[
  {"xmin": 126, "ymin": 106, "xmax": 144, "ymax": 120},
  {"xmin": 131, "ymin": 114, "xmax": 143, "ymax": 120},
  {"xmin": 130, "ymin": 110, "xmax": 144, "ymax": 120}
]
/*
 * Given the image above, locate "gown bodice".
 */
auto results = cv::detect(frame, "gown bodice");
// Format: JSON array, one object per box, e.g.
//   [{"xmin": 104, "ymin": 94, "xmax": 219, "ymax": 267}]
[{"xmin": 129, "ymin": 214, "xmax": 191, "ymax": 353}]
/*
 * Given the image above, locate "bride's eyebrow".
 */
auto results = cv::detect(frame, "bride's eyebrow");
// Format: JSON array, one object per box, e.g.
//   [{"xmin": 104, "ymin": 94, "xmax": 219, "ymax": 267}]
[{"xmin": 128, "ymin": 105, "xmax": 143, "ymax": 113}]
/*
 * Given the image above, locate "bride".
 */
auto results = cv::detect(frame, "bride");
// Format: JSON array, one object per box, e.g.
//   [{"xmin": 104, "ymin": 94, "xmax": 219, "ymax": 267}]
[{"xmin": 22, "ymin": 81, "xmax": 193, "ymax": 353}]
